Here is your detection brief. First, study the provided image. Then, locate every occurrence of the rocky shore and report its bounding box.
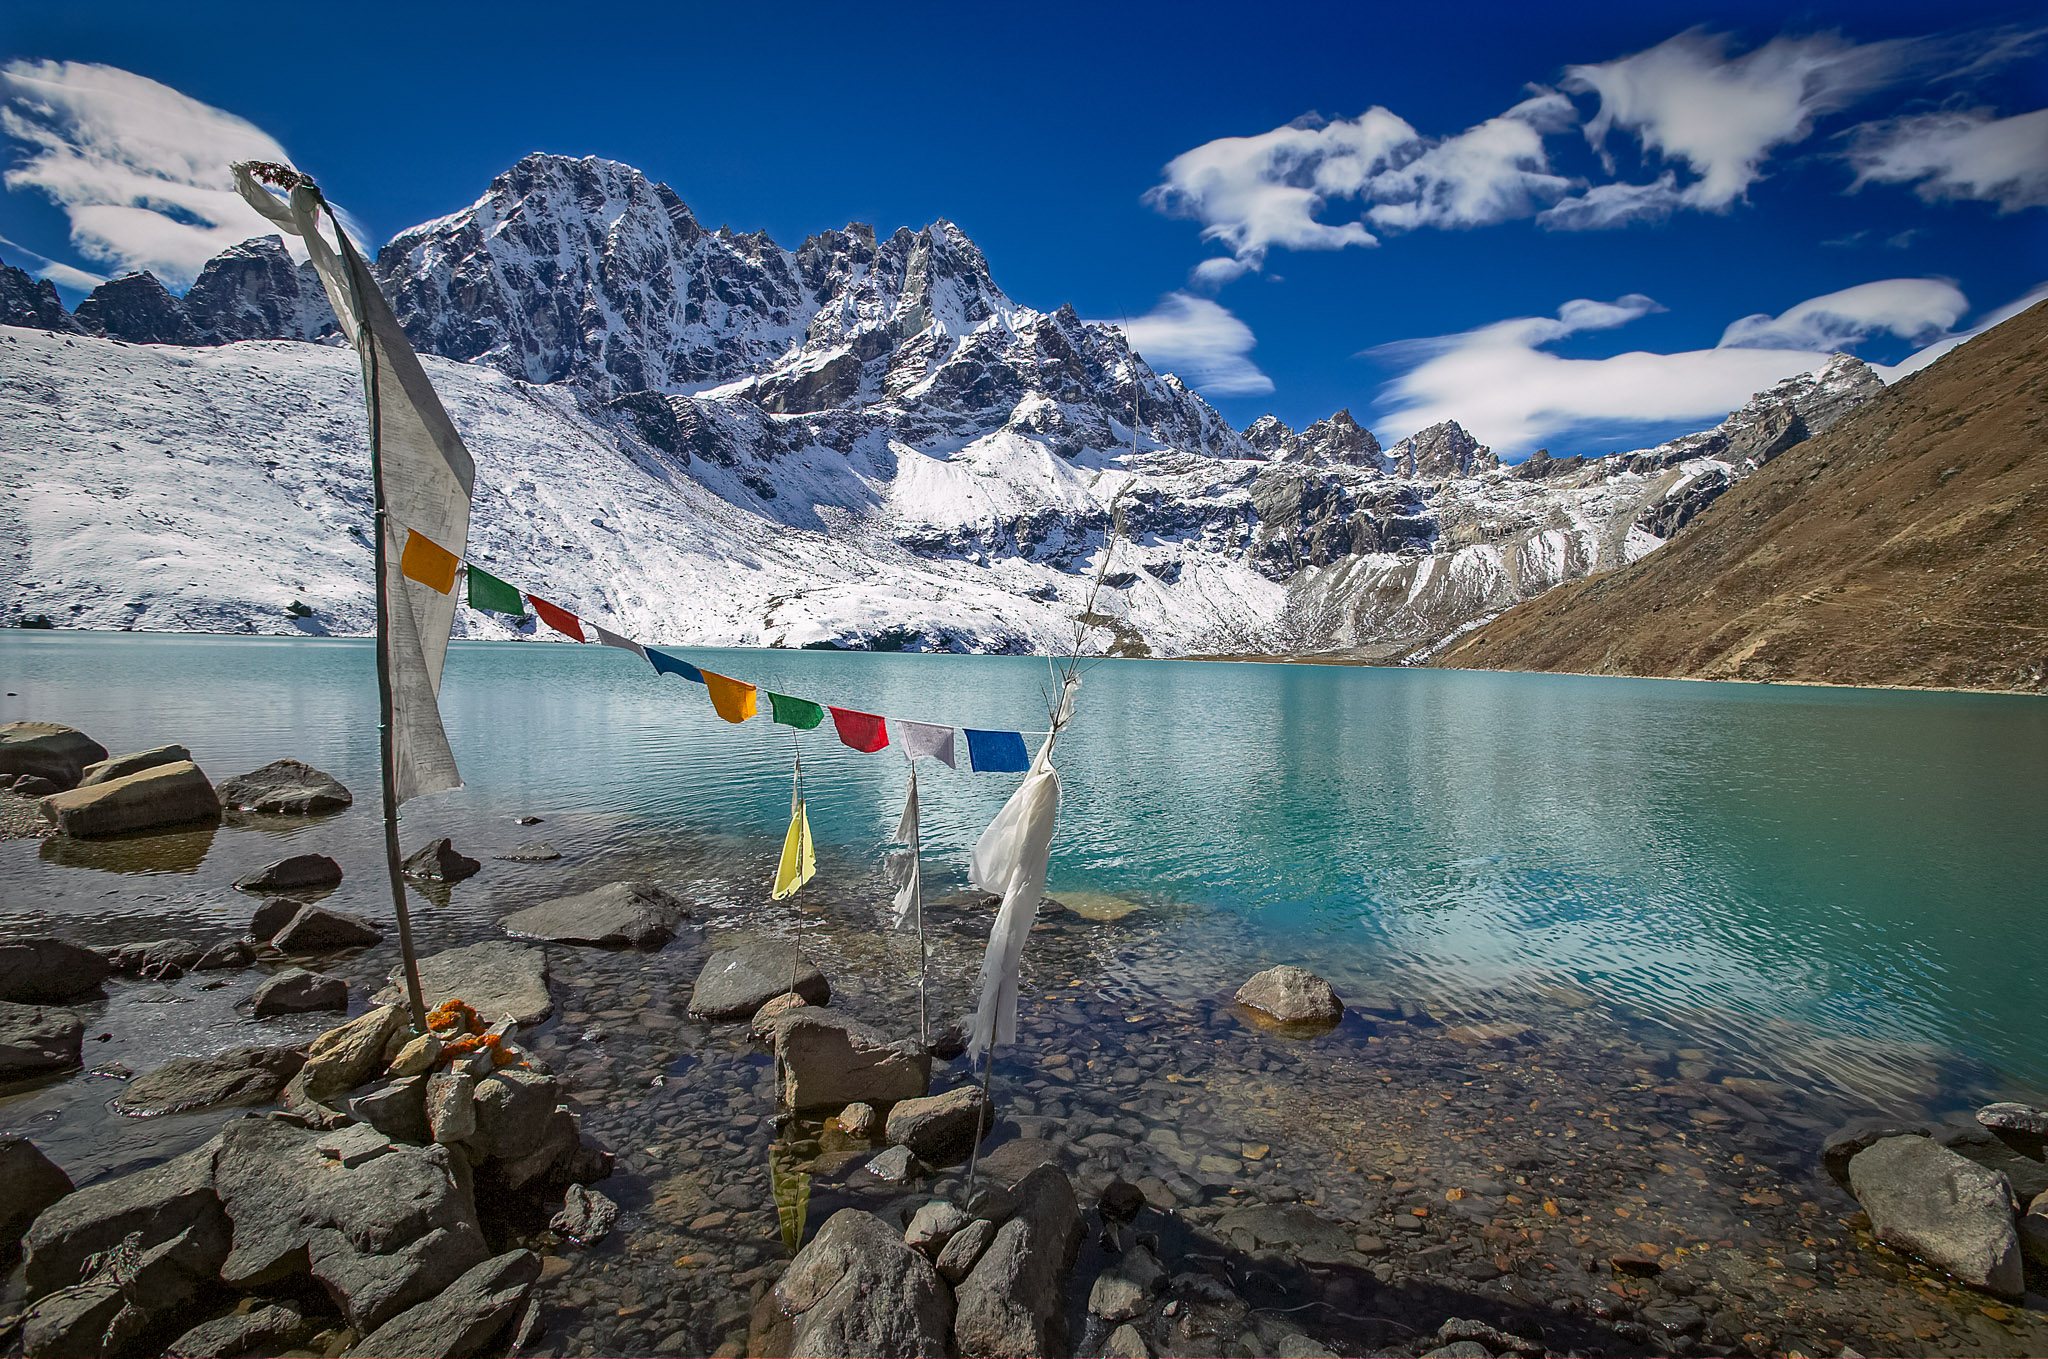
[4,718,2048,1358]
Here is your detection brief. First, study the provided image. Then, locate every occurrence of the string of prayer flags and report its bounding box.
[829,707,889,754]
[965,728,1030,773]
[645,648,704,683]
[466,564,526,615]
[399,530,461,594]
[701,670,759,724]
[527,595,586,642]
[899,720,957,768]
[769,693,825,730]
[592,625,646,661]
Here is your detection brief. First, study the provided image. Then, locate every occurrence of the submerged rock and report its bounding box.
[215,759,352,815]
[0,937,110,1004]
[271,903,382,952]
[115,1045,306,1117]
[771,1009,929,1110]
[1848,1134,2023,1298]
[550,1183,618,1245]
[1233,965,1344,1029]
[234,853,342,894]
[0,1137,73,1248]
[252,968,348,1017]
[375,942,552,1027]
[0,1002,84,1078]
[689,939,829,1018]
[1214,1202,1356,1265]
[193,938,257,971]
[79,744,191,787]
[0,721,107,790]
[500,881,686,950]
[497,841,561,862]
[774,1208,954,1358]
[403,836,481,883]
[40,760,222,838]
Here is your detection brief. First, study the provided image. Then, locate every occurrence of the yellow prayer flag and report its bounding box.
[399,529,461,594]
[772,800,816,900]
[700,669,758,724]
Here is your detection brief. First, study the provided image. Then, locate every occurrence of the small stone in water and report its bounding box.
[836,1102,877,1137]
[864,1145,918,1183]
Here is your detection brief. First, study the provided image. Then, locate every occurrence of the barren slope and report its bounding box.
[1434,300,2048,692]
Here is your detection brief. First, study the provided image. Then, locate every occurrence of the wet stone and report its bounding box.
[234,852,342,894]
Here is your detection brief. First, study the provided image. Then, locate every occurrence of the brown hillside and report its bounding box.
[1434,299,2048,693]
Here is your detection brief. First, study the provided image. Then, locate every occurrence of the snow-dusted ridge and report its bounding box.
[0,153,1885,657]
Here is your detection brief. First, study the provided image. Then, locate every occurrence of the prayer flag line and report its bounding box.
[396,524,1037,770]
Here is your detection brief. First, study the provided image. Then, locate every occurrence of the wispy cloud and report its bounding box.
[0,231,105,290]
[1717,277,1967,350]
[1846,106,2048,212]
[1114,292,1274,397]
[1871,279,2048,379]
[0,60,315,288]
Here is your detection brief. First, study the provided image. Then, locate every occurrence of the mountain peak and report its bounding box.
[1389,419,1495,479]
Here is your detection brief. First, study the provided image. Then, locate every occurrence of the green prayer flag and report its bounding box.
[768,692,825,730]
[466,564,526,615]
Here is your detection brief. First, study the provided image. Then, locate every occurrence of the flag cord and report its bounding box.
[332,190,428,1036]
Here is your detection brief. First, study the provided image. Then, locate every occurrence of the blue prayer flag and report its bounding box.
[964,729,1030,773]
[646,647,704,683]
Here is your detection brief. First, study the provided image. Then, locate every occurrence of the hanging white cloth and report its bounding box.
[234,168,474,804]
[885,765,922,932]
[899,721,957,768]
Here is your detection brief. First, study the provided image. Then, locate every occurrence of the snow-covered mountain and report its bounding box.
[0,153,1884,658]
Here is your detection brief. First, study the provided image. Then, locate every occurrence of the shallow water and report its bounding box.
[3,631,2043,1107]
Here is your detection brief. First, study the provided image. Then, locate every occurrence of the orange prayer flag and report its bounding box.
[399,529,461,594]
[698,669,759,724]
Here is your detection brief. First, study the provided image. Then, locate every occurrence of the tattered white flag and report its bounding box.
[885,764,922,932]
[965,720,1065,1062]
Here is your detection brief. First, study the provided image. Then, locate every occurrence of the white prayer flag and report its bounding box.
[966,725,1063,1061]
[899,720,956,768]
[885,765,921,932]
[593,625,648,660]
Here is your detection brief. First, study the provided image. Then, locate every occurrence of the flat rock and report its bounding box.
[24,1136,228,1295]
[376,942,552,1027]
[1849,1134,2022,1298]
[0,1001,84,1078]
[864,1145,919,1184]
[163,1302,311,1359]
[344,1248,540,1359]
[955,1164,1083,1358]
[213,1113,490,1332]
[0,1137,73,1247]
[40,760,221,838]
[1977,1102,2048,1136]
[885,1085,992,1165]
[500,881,686,950]
[234,852,342,894]
[115,1044,307,1116]
[973,1138,1064,1188]
[252,967,348,1017]
[0,721,107,789]
[1215,1202,1355,1265]
[272,903,382,952]
[689,939,829,1017]
[80,744,191,787]
[775,1207,954,1358]
[771,1009,929,1110]
[497,841,561,862]
[403,836,481,883]
[550,1183,618,1244]
[0,937,109,1003]
[1233,965,1344,1029]
[215,759,353,815]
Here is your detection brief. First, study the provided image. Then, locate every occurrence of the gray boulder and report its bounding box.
[343,1249,540,1359]
[375,942,552,1026]
[1233,965,1344,1028]
[954,1164,1083,1358]
[234,853,342,894]
[0,721,107,789]
[1848,1134,2022,1298]
[403,837,481,883]
[252,968,348,1016]
[771,1009,930,1110]
[864,1145,919,1184]
[23,1223,221,1358]
[774,1207,954,1358]
[904,1199,971,1256]
[0,1002,84,1078]
[215,759,352,815]
[0,1137,73,1248]
[213,1113,490,1332]
[688,939,829,1018]
[550,1183,618,1244]
[103,939,204,979]
[935,1217,995,1283]
[886,1085,991,1165]
[271,903,381,951]
[349,1077,430,1145]
[40,761,221,838]
[162,1302,311,1358]
[426,1071,477,1144]
[114,1045,306,1117]
[1822,1116,1933,1188]
[500,881,687,949]
[79,745,191,788]
[467,1068,559,1160]
[0,937,110,1003]
[23,1137,228,1295]
[292,1005,404,1105]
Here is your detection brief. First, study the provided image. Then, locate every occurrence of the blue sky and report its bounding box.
[1,0,2043,459]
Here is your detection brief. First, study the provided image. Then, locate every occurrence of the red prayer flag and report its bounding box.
[828,706,889,754]
[525,594,586,642]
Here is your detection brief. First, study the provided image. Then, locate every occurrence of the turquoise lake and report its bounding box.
[3,631,2044,1106]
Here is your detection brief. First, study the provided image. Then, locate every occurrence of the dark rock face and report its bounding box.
[1253,408,1387,470]
[1389,420,1497,479]
[72,271,203,345]
[269,904,382,952]
[0,937,110,1004]
[251,968,348,1016]
[234,853,343,894]
[0,258,83,333]
[402,837,481,883]
[0,1137,74,1248]
[181,236,336,343]
[1636,465,1735,538]
[215,759,352,815]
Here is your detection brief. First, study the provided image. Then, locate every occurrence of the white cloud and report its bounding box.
[1370,282,1963,451]
[0,231,106,290]
[0,60,314,288]
[1872,279,2048,379]
[1146,96,1577,285]
[1846,106,2048,212]
[1114,291,1274,397]
[1718,277,1967,350]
